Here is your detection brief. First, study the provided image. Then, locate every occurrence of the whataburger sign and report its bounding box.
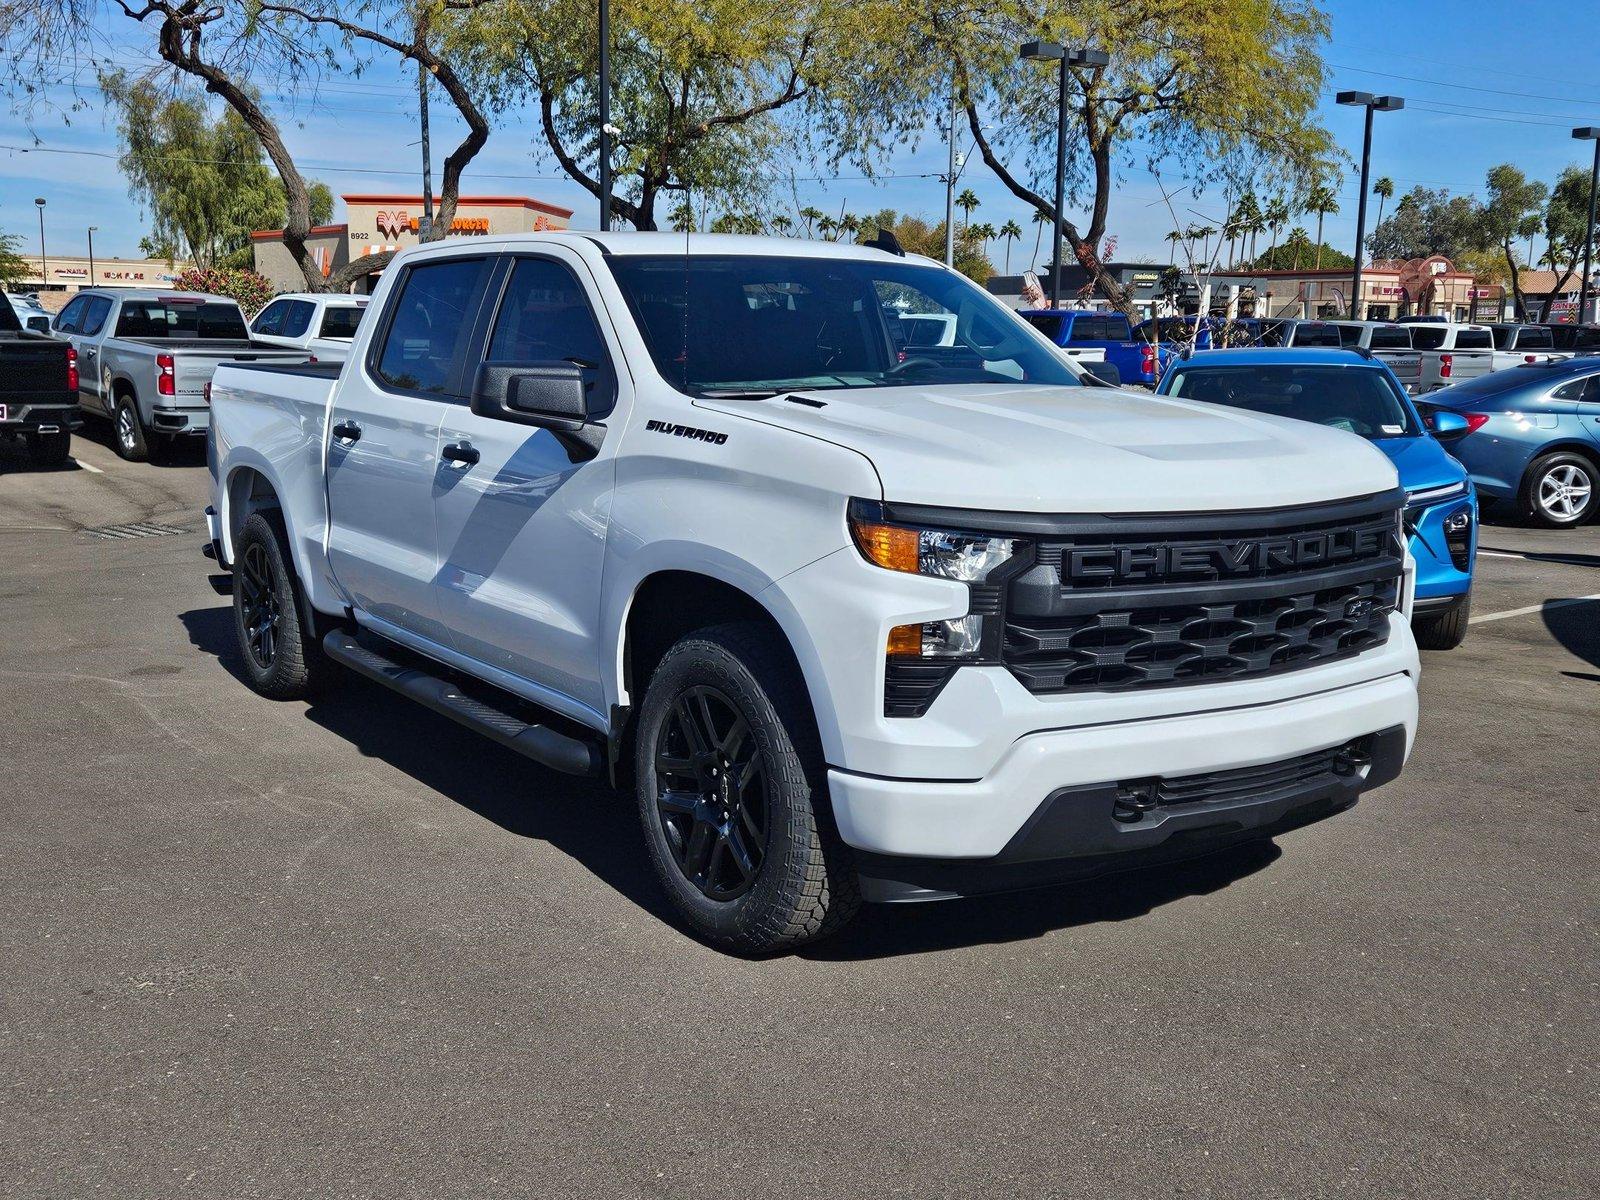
[374,209,491,239]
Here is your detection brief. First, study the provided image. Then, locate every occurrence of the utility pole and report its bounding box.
[943,86,957,266]
[419,58,434,240]
[1574,127,1600,325]
[87,226,97,285]
[598,0,612,230]
[1339,92,1403,319]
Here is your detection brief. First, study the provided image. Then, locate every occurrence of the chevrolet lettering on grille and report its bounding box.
[1064,524,1396,584]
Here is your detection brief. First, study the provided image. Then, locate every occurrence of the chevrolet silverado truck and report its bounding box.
[0,295,77,467]
[54,288,307,462]
[205,233,1420,953]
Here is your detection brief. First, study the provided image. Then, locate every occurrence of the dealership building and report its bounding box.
[250,193,574,291]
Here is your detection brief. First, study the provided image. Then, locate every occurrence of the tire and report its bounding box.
[231,510,332,700]
[26,429,70,468]
[634,622,860,954]
[1519,451,1598,527]
[111,394,150,462]
[1413,592,1470,651]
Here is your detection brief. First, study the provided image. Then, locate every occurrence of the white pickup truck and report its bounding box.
[1408,322,1496,394]
[205,233,1420,953]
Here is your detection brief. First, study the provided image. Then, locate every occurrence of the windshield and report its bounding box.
[115,299,248,340]
[606,254,1081,396]
[1166,364,1421,439]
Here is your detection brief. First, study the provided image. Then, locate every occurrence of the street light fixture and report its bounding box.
[34,197,47,288]
[1573,127,1600,326]
[1337,91,1403,320]
[1019,41,1109,309]
[88,226,98,286]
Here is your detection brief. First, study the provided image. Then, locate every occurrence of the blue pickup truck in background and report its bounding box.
[1019,309,1157,386]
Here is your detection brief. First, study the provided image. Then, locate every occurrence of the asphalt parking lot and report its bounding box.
[1,424,1595,1199]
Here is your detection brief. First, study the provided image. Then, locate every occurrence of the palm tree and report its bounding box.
[1164,228,1185,265]
[816,214,837,240]
[1262,197,1290,265]
[798,206,825,237]
[971,222,996,253]
[667,199,695,233]
[1188,224,1217,267]
[838,214,860,242]
[1232,193,1263,267]
[1285,226,1312,271]
[1372,177,1394,234]
[999,219,1023,273]
[956,188,980,232]
[1030,208,1052,269]
[1305,185,1339,268]
[770,214,794,237]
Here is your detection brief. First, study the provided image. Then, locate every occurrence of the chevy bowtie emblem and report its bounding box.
[1344,598,1374,620]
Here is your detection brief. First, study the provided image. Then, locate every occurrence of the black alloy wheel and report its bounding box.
[237,540,283,670]
[653,684,769,900]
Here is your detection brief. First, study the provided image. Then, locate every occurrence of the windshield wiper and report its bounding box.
[698,389,785,400]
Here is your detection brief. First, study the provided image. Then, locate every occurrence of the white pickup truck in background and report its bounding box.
[1409,323,1496,394]
[1331,320,1425,393]
[206,232,1419,953]
[1488,322,1564,370]
[248,293,369,364]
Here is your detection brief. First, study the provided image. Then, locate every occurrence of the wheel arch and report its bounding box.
[1520,439,1600,489]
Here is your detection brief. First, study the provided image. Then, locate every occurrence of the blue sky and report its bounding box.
[4,0,1598,269]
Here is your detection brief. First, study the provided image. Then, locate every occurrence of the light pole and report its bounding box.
[1019,42,1108,309]
[1573,127,1600,325]
[1337,91,1403,320]
[598,0,612,230]
[34,197,46,288]
[87,226,97,286]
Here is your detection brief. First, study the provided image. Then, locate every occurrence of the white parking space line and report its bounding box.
[1478,550,1524,559]
[1470,595,1600,625]
[72,459,103,474]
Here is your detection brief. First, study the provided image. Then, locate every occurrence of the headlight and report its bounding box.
[848,500,1027,691]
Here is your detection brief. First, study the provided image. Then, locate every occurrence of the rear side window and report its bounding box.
[1023,313,1065,342]
[1455,329,1493,349]
[485,257,616,417]
[1067,314,1132,342]
[1368,326,1410,349]
[373,257,492,396]
[281,301,314,339]
[319,306,364,340]
[1290,323,1343,347]
[1490,326,1513,349]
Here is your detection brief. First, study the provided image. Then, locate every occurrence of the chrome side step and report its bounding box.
[322,630,603,778]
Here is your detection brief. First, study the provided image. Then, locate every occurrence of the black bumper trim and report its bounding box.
[1411,593,1468,616]
[854,726,1407,903]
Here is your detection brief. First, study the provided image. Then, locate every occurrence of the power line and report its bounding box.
[1329,61,1600,112]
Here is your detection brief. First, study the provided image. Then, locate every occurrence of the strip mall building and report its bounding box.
[251,193,574,292]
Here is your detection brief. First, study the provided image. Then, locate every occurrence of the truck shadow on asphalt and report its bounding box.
[1542,599,1600,681]
[182,603,1285,961]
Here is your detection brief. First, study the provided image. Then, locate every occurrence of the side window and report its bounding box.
[253,300,288,336]
[1553,380,1586,400]
[80,296,113,336]
[54,295,88,334]
[319,306,364,339]
[373,257,492,397]
[281,301,314,339]
[486,257,616,417]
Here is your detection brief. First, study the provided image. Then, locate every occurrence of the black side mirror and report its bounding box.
[1082,360,1122,386]
[472,361,588,431]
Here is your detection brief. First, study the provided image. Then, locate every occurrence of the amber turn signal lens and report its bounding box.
[850,519,920,574]
[885,623,923,657]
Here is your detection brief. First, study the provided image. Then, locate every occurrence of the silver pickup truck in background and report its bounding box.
[1409,323,1496,395]
[1330,320,1425,393]
[52,288,308,461]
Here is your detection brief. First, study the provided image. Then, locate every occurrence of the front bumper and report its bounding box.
[827,669,1417,865]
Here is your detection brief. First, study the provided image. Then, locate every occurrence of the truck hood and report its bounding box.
[697,382,1400,513]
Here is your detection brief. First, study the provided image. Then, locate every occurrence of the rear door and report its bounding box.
[325,253,496,647]
[430,249,621,721]
[1576,373,1600,446]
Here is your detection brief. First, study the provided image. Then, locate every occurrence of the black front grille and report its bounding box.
[1113,737,1372,822]
[1003,494,1404,695]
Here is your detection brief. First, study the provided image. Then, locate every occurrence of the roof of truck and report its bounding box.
[1172,348,1379,369]
[497,230,940,262]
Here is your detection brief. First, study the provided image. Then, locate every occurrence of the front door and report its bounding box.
[75,295,114,411]
[325,253,495,648]
[431,251,621,723]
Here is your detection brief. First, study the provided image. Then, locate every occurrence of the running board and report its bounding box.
[322,630,604,777]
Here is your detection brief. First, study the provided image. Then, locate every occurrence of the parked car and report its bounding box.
[1416,358,1600,527]
[1488,323,1563,369]
[7,293,53,334]
[1408,323,1496,394]
[53,288,309,461]
[1257,318,1345,348]
[249,293,369,363]
[1156,348,1477,648]
[205,233,1419,953]
[1130,316,1259,380]
[1328,320,1424,393]
[0,291,77,467]
[1541,323,1600,354]
[1020,309,1145,384]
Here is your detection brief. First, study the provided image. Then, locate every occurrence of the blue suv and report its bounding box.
[1157,349,1478,649]
[1415,359,1600,528]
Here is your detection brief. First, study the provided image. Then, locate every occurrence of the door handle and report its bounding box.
[441,441,480,466]
[332,420,362,442]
